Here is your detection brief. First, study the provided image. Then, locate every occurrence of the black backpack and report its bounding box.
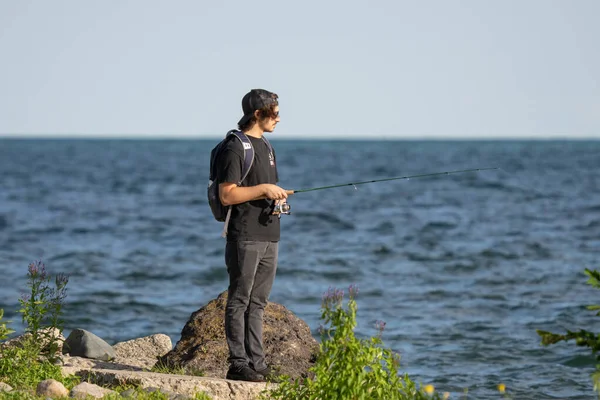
[208,130,272,235]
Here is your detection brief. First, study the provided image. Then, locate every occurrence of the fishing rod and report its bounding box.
[273,167,498,215]
[292,167,498,193]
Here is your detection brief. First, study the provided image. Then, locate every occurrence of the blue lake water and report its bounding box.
[0,138,599,399]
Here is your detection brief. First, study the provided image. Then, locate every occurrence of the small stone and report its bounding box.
[0,382,13,392]
[70,382,116,399]
[36,379,69,398]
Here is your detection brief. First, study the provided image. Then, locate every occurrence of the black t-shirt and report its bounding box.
[215,135,280,242]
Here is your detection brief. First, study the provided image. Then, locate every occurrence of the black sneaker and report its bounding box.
[255,365,272,377]
[254,365,283,382]
[226,365,265,382]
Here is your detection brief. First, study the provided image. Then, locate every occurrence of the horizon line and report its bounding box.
[0,133,598,141]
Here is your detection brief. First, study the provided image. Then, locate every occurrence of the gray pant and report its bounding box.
[224,240,278,370]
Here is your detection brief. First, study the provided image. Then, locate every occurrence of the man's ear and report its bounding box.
[254,110,261,119]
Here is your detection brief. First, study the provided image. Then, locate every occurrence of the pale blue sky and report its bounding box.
[0,1,598,139]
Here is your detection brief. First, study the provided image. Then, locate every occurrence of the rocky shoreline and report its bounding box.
[59,333,271,399]
[1,291,319,399]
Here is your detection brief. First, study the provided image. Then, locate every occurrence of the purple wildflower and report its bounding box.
[322,287,345,309]
[348,284,359,298]
[55,273,69,288]
[28,260,47,279]
[375,320,386,331]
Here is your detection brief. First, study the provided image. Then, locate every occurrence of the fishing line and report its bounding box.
[291,167,499,194]
[283,164,594,277]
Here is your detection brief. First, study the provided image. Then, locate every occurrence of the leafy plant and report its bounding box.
[0,344,80,390]
[0,308,14,342]
[0,261,75,392]
[537,268,600,392]
[18,260,69,360]
[266,285,442,400]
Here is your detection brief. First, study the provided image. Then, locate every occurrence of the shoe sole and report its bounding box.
[226,374,265,382]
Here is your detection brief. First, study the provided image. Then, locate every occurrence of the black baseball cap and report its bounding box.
[238,89,279,126]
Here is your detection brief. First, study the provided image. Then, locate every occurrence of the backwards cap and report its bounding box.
[238,89,279,126]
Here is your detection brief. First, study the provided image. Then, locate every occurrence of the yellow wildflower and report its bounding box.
[497,383,506,393]
[424,384,435,395]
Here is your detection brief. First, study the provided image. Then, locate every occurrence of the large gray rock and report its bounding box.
[158,291,319,379]
[63,329,116,361]
[112,333,173,370]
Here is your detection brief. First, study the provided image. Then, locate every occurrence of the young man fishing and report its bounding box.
[216,89,292,382]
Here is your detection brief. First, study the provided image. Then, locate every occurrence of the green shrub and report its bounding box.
[266,285,443,400]
[537,268,600,393]
[0,344,80,390]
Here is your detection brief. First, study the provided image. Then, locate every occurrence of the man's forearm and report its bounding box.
[220,184,267,206]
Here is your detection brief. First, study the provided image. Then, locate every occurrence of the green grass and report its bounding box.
[150,358,205,377]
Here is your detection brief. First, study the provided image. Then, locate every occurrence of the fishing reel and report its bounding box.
[272,201,291,217]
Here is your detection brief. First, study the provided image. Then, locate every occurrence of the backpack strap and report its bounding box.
[228,130,255,185]
[221,130,255,237]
